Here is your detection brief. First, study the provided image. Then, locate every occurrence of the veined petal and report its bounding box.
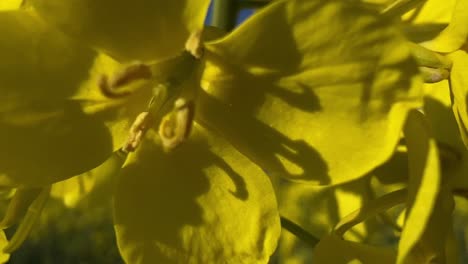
[200,0,422,185]
[30,0,211,62]
[448,50,468,148]
[113,125,280,263]
[0,11,141,187]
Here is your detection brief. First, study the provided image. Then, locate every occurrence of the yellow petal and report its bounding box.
[0,230,9,264]
[423,80,466,153]
[0,0,22,10]
[421,0,468,52]
[51,150,127,208]
[0,11,138,187]
[403,0,456,24]
[448,50,468,148]
[334,188,407,237]
[200,0,422,185]
[373,145,409,185]
[397,110,452,263]
[30,0,211,62]
[113,125,280,263]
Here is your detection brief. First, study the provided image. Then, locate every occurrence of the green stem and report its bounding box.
[211,0,238,31]
[280,216,320,247]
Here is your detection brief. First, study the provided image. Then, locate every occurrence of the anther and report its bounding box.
[185,30,204,59]
[99,63,152,98]
[158,98,195,151]
[122,112,151,153]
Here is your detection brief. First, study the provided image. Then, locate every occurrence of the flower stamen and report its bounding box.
[158,98,195,151]
[122,112,151,153]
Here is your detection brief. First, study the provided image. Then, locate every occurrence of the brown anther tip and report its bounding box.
[158,98,195,151]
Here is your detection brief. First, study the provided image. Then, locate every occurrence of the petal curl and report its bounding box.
[113,125,280,263]
[200,0,422,185]
[30,0,211,62]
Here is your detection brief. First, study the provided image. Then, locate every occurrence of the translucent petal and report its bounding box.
[113,125,280,263]
[30,0,211,62]
[0,11,132,187]
[397,110,452,263]
[421,0,468,53]
[200,0,422,185]
[312,233,396,264]
[448,50,468,148]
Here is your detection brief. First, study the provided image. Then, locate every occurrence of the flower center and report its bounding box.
[118,30,205,153]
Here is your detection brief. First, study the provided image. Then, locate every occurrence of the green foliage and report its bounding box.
[0,0,468,263]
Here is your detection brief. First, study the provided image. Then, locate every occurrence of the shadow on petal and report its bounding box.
[198,73,330,185]
[113,127,280,263]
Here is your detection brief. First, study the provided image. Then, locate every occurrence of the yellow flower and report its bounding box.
[350,1,468,262]
[407,0,468,148]
[0,0,422,263]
